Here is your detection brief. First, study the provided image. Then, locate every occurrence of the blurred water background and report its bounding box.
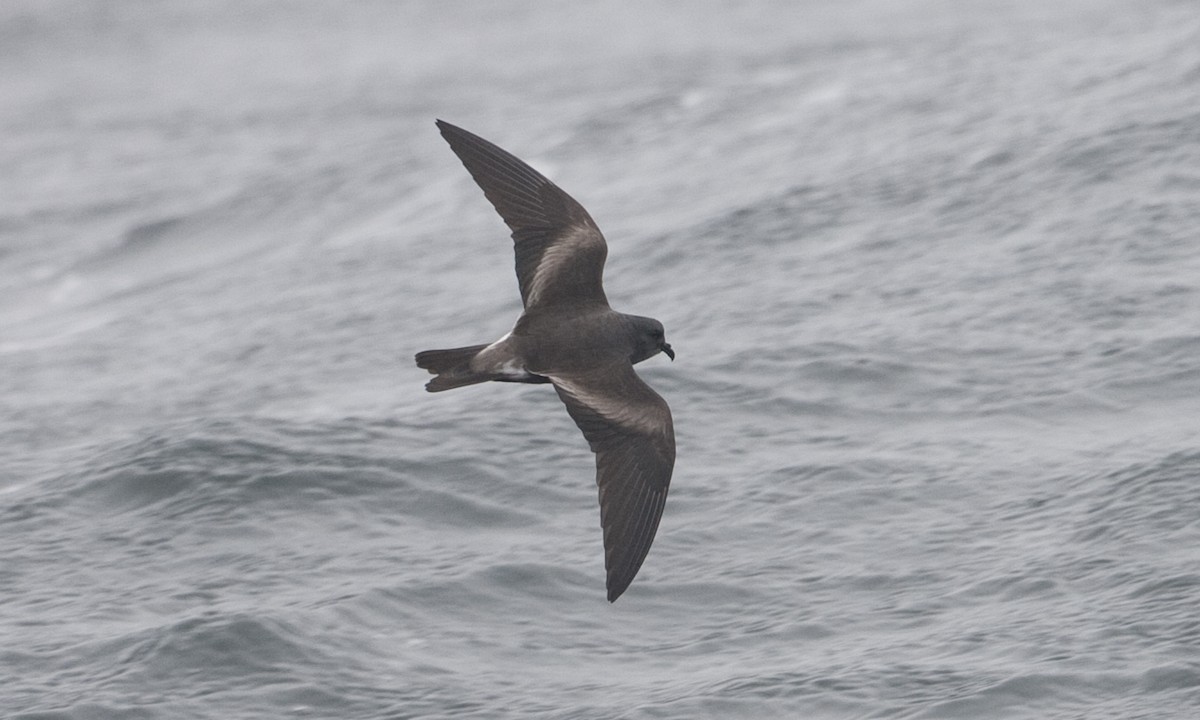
[3,1,1199,718]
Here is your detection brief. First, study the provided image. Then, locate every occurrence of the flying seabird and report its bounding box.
[416,120,675,602]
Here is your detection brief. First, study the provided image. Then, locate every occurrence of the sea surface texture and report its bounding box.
[3,1,1199,718]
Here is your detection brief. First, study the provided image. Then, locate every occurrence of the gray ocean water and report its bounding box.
[3,1,1200,718]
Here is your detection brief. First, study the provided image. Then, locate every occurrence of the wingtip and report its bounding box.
[435,119,485,153]
[435,118,464,138]
[606,578,630,603]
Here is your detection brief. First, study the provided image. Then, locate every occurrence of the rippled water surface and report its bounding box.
[3,1,1199,718]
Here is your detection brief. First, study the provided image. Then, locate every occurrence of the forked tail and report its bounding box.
[415,344,491,392]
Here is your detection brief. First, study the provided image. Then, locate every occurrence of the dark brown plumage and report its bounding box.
[416,120,675,602]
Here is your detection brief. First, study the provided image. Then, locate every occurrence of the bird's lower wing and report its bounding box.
[550,364,675,602]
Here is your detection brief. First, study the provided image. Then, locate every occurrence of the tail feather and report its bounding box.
[415,344,490,392]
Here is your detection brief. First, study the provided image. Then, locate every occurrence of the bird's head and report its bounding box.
[629,316,674,365]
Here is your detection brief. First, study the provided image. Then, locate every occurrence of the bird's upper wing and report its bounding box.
[549,363,675,602]
[437,120,609,311]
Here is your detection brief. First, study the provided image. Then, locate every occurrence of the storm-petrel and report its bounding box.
[416,120,675,602]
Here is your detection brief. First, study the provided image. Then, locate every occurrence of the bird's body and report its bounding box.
[416,120,675,602]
